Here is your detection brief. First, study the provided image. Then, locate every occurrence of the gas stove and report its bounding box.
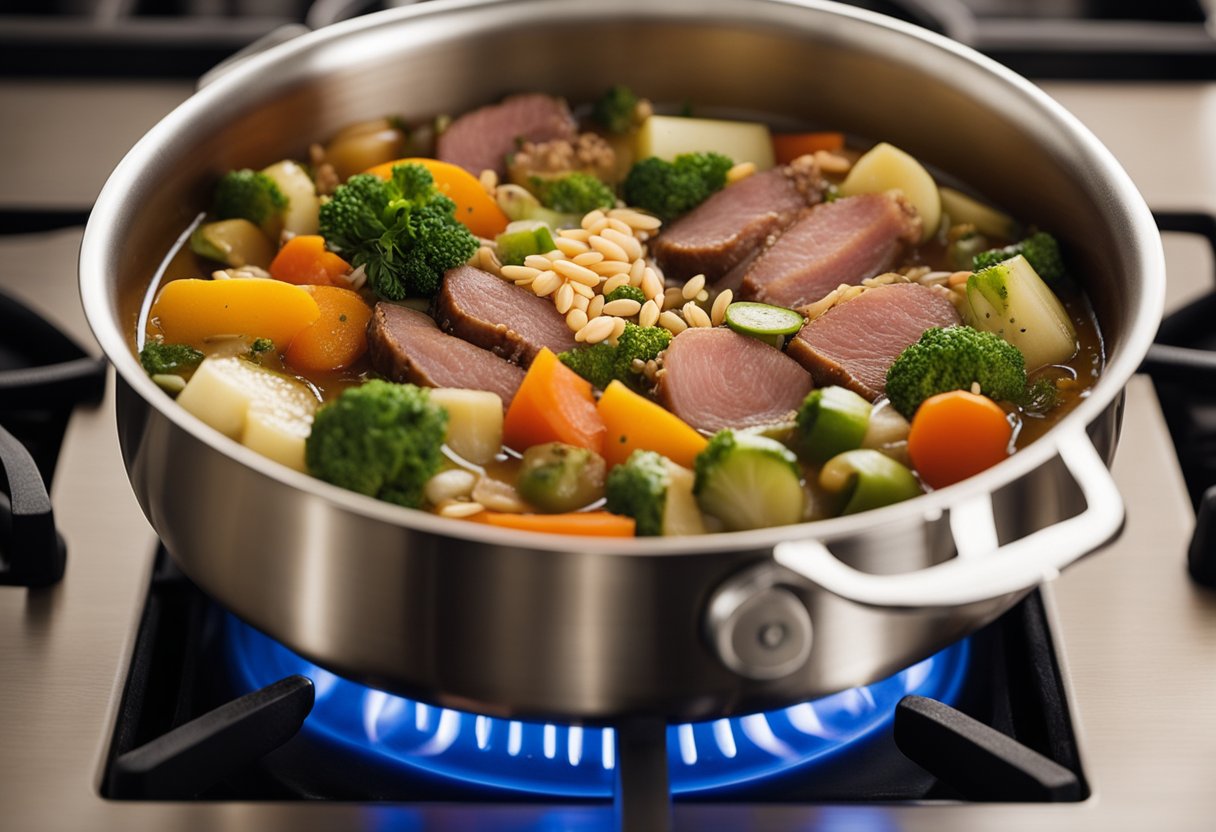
[3,2,1216,830]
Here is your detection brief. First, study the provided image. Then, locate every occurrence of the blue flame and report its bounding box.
[225,616,967,797]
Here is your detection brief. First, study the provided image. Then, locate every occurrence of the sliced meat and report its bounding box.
[739,193,922,309]
[650,158,827,284]
[436,94,578,177]
[787,283,961,400]
[435,265,576,366]
[368,303,526,407]
[656,327,814,433]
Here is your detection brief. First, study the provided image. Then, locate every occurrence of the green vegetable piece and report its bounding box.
[305,380,448,509]
[319,163,478,300]
[973,231,1066,286]
[819,449,921,516]
[965,254,1077,371]
[495,225,557,267]
[249,337,275,354]
[139,342,204,376]
[516,442,607,514]
[795,386,873,463]
[189,218,276,268]
[213,169,288,238]
[558,342,619,390]
[693,429,805,531]
[592,84,639,134]
[151,374,187,396]
[532,172,616,216]
[604,285,646,305]
[622,152,733,222]
[496,184,582,229]
[885,326,1027,420]
[605,449,705,536]
[724,301,805,341]
[558,323,671,390]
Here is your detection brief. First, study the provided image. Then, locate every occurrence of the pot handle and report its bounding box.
[774,424,1124,609]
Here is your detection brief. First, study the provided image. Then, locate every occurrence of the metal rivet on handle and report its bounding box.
[706,566,813,681]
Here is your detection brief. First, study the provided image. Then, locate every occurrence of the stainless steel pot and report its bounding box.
[80,0,1163,723]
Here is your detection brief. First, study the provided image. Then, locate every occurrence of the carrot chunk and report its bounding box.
[268,235,351,286]
[503,348,606,455]
[363,157,510,239]
[471,510,635,537]
[147,278,319,350]
[284,285,373,372]
[596,380,707,469]
[907,390,1013,489]
[772,132,845,165]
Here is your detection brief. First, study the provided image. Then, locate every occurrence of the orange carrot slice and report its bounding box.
[363,157,510,239]
[284,285,373,372]
[471,510,635,537]
[268,235,351,286]
[148,278,319,351]
[772,132,845,165]
[503,348,606,455]
[907,390,1013,489]
[596,380,707,469]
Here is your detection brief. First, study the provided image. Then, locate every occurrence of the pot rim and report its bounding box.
[80,0,1165,558]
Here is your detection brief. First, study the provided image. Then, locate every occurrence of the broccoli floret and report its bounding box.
[604,285,646,305]
[591,84,640,134]
[304,380,448,508]
[532,173,616,215]
[139,342,203,376]
[973,231,1066,286]
[558,323,672,390]
[885,326,1027,419]
[605,449,670,536]
[319,163,478,300]
[623,152,734,222]
[213,169,287,236]
[693,430,805,531]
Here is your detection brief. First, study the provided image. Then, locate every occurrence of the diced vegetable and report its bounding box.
[885,326,1028,419]
[503,348,606,455]
[622,153,733,222]
[531,172,616,215]
[939,186,1018,240]
[190,219,276,269]
[818,449,921,515]
[363,157,509,239]
[965,254,1077,369]
[724,301,805,345]
[605,449,706,536]
[261,160,320,236]
[795,386,873,463]
[860,401,911,452]
[176,356,319,472]
[596,380,708,469]
[284,285,372,373]
[471,510,636,537]
[268,234,352,286]
[496,184,581,228]
[907,390,1013,489]
[427,388,503,465]
[972,231,1066,287]
[213,169,288,239]
[637,114,775,170]
[148,278,320,350]
[693,430,805,531]
[139,342,203,377]
[325,118,408,181]
[559,323,672,392]
[592,84,640,134]
[516,442,608,513]
[771,132,845,165]
[839,142,941,242]
[495,225,557,267]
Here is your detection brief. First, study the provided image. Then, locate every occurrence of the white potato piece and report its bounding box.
[176,357,319,471]
[965,254,1077,370]
[428,388,504,466]
[839,142,941,242]
[938,186,1018,239]
[662,461,706,536]
[636,115,775,170]
[262,160,320,236]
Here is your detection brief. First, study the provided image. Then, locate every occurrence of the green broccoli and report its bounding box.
[885,326,1028,419]
[972,231,1066,286]
[213,169,288,237]
[623,153,734,222]
[605,449,704,536]
[517,442,607,513]
[319,163,478,300]
[693,430,805,532]
[532,173,616,216]
[591,84,639,134]
[304,380,448,509]
[139,342,204,376]
[604,285,646,305]
[558,323,672,389]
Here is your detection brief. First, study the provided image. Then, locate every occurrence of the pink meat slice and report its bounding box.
[434,265,576,366]
[436,93,578,176]
[655,327,815,433]
[740,193,922,310]
[786,283,961,400]
[650,159,826,284]
[367,303,526,407]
